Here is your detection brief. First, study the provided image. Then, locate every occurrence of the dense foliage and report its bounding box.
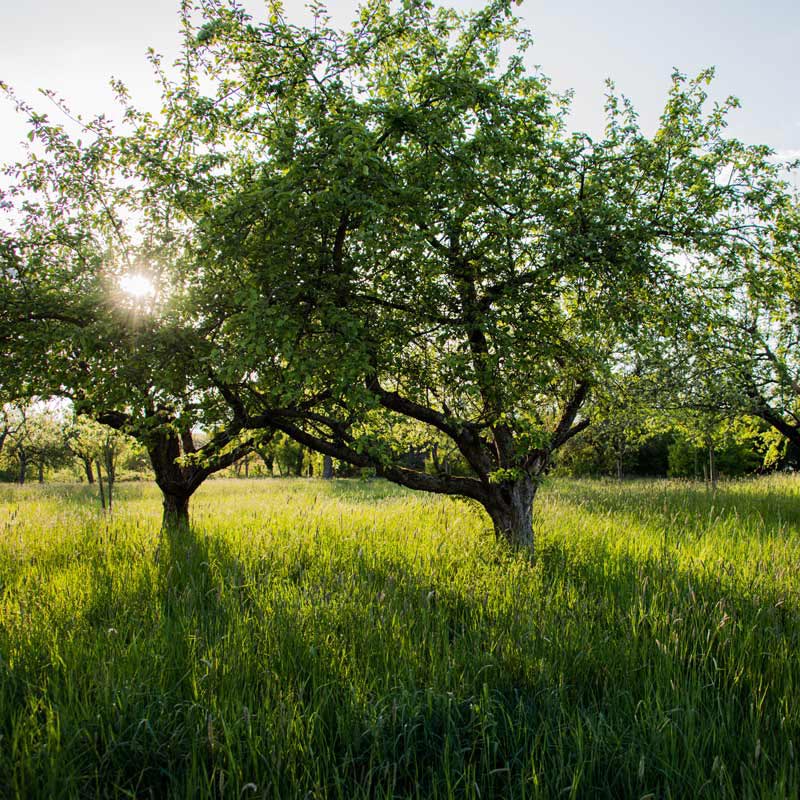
[0,0,797,545]
[132,0,796,546]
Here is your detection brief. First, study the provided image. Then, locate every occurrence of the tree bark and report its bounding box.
[95,405,257,528]
[147,427,196,529]
[162,492,191,529]
[322,454,334,479]
[37,461,45,484]
[104,446,115,511]
[17,451,27,485]
[83,457,95,484]
[484,477,537,551]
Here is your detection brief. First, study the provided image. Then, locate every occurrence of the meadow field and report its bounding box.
[1,476,800,799]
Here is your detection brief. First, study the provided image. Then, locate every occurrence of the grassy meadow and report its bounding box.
[1,475,800,798]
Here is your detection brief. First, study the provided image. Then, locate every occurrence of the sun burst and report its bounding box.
[119,273,155,300]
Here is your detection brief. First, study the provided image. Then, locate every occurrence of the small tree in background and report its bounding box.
[667,414,768,483]
[0,404,70,484]
[66,416,141,510]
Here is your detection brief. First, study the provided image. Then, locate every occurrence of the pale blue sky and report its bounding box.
[1,0,798,162]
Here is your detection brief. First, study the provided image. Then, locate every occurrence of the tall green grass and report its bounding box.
[1,476,799,798]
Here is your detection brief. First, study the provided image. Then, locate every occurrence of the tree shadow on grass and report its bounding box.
[134,522,800,797]
[4,513,800,799]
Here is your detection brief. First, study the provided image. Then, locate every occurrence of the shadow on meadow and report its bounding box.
[3,493,800,798]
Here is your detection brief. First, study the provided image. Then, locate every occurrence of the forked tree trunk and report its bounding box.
[83,458,95,484]
[95,406,253,531]
[148,429,197,530]
[484,476,537,551]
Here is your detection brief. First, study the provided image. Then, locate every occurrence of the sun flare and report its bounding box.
[119,273,155,300]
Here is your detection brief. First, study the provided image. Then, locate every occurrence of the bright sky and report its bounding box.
[1,0,798,163]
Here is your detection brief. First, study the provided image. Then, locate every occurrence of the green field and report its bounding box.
[1,476,799,799]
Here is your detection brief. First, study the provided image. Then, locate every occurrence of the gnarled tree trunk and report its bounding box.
[93,406,261,530]
[144,418,255,530]
[147,427,199,530]
[484,477,537,550]
[222,376,590,554]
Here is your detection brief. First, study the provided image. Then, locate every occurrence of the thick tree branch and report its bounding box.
[749,389,800,447]
[760,340,800,398]
[95,410,131,431]
[367,375,496,476]
[367,376,460,440]
[248,409,490,503]
[551,381,591,450]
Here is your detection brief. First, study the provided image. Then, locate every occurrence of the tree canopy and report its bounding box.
[0,82,258,525]
[1,0,797,547]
